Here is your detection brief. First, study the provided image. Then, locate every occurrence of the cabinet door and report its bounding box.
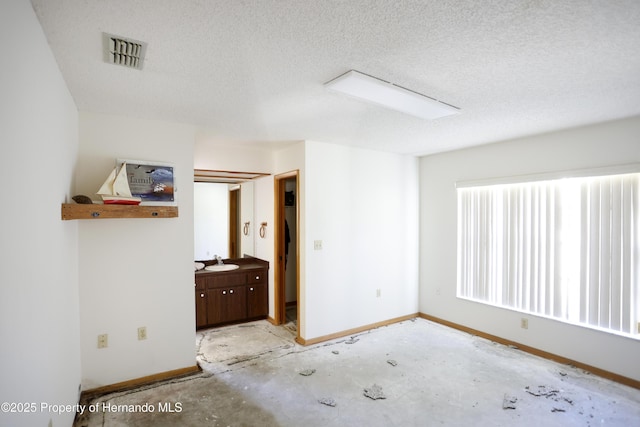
[247,282,268,318]
[206,289,224,325]
[207,286,247,325]
[195,276,208,329]
[224,285,247,323]
[195,291,208,328]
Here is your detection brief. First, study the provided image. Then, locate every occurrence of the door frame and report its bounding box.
[228,187,239,258]
[273,171,300,340]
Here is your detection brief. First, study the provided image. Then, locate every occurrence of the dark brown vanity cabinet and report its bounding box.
[195,262,268,329]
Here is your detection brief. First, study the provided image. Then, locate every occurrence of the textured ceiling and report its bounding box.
[30,0,640,155]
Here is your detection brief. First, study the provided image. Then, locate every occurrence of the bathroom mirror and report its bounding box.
[194,180,255,260]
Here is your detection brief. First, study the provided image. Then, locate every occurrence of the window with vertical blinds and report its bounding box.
[457,171,639,337]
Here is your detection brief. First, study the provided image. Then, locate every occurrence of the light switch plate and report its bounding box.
[138,326,147,340]
[97,334,108,348]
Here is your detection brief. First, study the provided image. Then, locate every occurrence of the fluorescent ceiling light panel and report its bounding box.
[324,70,459,120]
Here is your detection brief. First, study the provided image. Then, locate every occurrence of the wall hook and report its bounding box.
[243,221,250,236]
[259,222,267,238]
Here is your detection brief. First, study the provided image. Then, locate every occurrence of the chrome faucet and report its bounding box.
[215,255,224,265]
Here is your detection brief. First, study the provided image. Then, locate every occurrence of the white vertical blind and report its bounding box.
[457,172,639,336]
[578,174,639,333]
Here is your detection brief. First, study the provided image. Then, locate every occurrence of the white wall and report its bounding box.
[194,135,275,260]
[194,133,274,172]
[77,112,196,388]
[194,182,229,260]
[240,181,255,256]
[303,141,419,339]
[253,175,276,314]
[0,1,80,426]
[419,116,640,381]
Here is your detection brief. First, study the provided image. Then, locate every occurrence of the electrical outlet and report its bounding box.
[314,240,323,250]
[376,288,381,298]
[138,327,147,340]
[97,334,108,348]
[520,318,529,329]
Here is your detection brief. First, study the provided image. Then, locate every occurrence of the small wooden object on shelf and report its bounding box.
[61,203,178,220]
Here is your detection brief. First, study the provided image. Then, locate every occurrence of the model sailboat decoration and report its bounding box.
[96,162,142,205]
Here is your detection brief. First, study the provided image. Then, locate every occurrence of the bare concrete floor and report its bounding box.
[74,318,640,426]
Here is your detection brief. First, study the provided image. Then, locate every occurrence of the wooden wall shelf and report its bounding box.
[61,204,179,220]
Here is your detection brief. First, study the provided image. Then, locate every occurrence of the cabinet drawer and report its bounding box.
[247,270,266,284]
[206,273,247,288]
[195,277,206,291]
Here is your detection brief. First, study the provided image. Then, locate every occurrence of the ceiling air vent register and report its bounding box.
[103,33,147,70]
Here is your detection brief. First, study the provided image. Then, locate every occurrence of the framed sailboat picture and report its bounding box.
[116,159,176,205]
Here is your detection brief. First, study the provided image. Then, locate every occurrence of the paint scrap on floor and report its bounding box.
[318,397,337,407]
[364,384,386,400]
[525,385,559,397]
[525,385,576,413]
[387,360,398,366]
[299,369,316,376]
[502,394,517,409]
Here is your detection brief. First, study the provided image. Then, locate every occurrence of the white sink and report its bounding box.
[205,264,239,272]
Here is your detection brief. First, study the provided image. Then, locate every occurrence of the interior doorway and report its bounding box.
[228,187,239,258]
[274,171,300,340]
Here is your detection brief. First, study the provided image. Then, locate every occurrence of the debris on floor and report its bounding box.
[525,385,575,413]
[387,359,398,366]
[345,337,359,344]
[364,384,386,400]
[332,350,339,355]
[227,355,259,365]
[299,369,316,376]
[318,397,337,407]
[525,385,559,397]
[80,320,640,426]
[502,394,518,409]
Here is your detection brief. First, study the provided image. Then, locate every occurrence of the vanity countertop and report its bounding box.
[195,263,264,275]
[195,257,268,275]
